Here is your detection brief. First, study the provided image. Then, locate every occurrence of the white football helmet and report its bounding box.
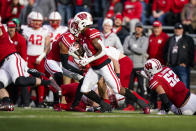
[27,11,37,27]
[69,19,80,37]
[74,12,93,32]
[31,12,43,28]
[49,11,62,29]
[144,58,162,78]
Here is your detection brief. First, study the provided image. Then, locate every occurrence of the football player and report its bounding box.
[22,12,51,105]
[69,12,150,113]
[44,11,68,45]
[0,23,51,111]
[143,58,196,115]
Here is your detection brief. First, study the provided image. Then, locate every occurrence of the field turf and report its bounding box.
[0,108,196,131]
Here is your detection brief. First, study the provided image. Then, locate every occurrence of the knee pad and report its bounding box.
[15,76,36,87]
[53,72,63,86]
[0,82,4,89]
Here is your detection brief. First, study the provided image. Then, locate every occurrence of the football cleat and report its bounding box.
[100,100,112,113]
[0,103,14,111]
[143,107,150,114]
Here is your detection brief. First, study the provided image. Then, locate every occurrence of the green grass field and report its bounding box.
[0,108,196,131]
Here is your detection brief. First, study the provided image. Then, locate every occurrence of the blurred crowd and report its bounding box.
[0,0,196,111]
[0,0,196,33]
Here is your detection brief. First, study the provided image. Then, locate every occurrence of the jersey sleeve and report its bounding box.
[149,78,161,90]
[87,28,101,40]
[60,33,75,48]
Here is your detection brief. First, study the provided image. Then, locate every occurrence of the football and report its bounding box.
[73,42,85,57]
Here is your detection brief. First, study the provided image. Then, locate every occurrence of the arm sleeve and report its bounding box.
[130,37,149,55]
[115,35,124,53]
[19,36,27,61]
[60,54,84,76]
[123,36,133,55]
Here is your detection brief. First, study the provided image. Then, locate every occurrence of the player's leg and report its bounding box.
[80,68,112,112]
[45,59,64,86]
[0,69,14,111]
[100,63,150,114]
[180,93,196,115]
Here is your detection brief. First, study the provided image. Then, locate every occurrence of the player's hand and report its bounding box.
[79,58,90,66]
[35,58,41,64]
[68,44,79,56]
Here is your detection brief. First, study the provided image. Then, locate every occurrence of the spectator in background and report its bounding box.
[122,0,142,33]
[19,0,35,25]
[105,0,123,19]
[112,13,129,45]
[12,18,22,34]
[163,23,195,89]
[123,22,149,98]
[167,0,189,26]
[33,0,56,23]
[139,0,149,25]
[57,0,72,26]
[147,21,168,65]
[73,0,92,14]
[123,0,142,32]
[7,20,29,107]
[0,0,12,23]
[149,0,171,25]
[101,18,124,53]
[181,0,196,34]
[93,0,110,17]
[5,0,24,22]
[7,21,27,64]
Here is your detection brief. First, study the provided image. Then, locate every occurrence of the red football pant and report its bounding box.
[27,55,45,103]
[119,56,133,88]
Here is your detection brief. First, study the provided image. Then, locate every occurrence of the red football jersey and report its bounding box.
[149,67,189,108]
[47,31,76,61]
[78,28,108,66]
[0,24,17,64]
[11,32,27,61]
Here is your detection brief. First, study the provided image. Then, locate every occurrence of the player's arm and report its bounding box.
[155,85,171,112]
[36,35,51,64]
[81,38,106,65]
[59,41,83,76]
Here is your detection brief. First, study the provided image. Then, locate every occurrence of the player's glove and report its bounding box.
[68,44,80,59]
[79,58,90,66]
[27,68,45,77]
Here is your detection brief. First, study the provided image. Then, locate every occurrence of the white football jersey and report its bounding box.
[105,46,121,61]
[43,25,68,43]
[23,26,49,56]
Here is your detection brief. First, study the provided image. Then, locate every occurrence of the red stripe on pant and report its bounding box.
[107,63,120,93]
[132,91,149,104]
[14,54,21,76]
[45,61,58,75]
[18,54,24,76]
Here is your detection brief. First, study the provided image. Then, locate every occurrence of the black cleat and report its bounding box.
[100,100,112,113]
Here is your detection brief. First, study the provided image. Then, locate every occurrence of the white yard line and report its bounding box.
[0,114,181,119]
